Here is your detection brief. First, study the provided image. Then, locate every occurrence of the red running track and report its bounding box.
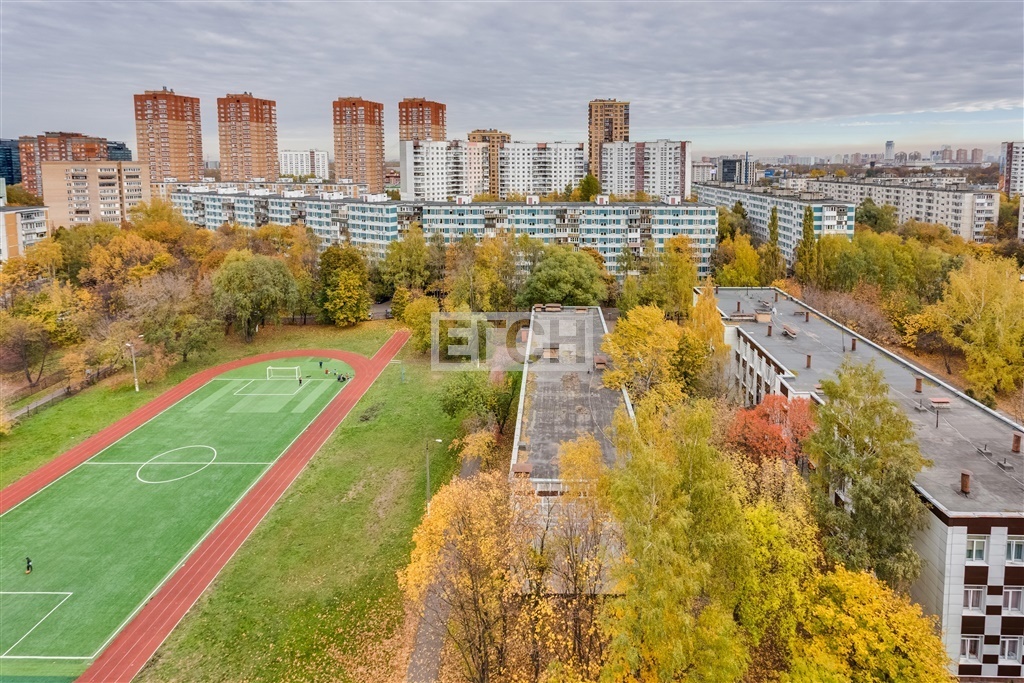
[0,330,409,683]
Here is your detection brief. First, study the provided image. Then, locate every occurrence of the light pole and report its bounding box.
[125,335,143,393]
[425,438,443,511]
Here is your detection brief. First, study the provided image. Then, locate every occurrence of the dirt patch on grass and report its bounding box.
[341,479,367,503]
[359,403,383,422]
[370,469,410,526]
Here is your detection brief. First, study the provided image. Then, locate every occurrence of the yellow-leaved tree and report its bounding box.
[601,304,683,398]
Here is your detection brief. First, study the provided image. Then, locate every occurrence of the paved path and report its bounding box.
[0,332,408,683]
[7,384,68,421]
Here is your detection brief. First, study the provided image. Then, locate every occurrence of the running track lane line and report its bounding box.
[0,331,407,682]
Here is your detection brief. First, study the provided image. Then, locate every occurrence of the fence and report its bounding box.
[6,370,68,404]
[7,365,120,424]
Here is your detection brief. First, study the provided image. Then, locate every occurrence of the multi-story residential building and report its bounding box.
[600,140,693,199]
[695,182,855,264]
[40,160,150,228]
[588,99,629,179]
[717,155,754,186]
[956,148,969,163]
[468,129,511,197]
[0,205,49,262]
[1001,142,1024,197]
[18,132,108,197]
[106,141,133,161]
[715,286,1024,682]
[972,148,985,164]
[399,140,489,201]
[217,93,279,182]
[499,142,585,199]
[692,161,714,184]
[151,179,365,201]
[171,190,717,274]
[804,177,1000,241]
[278,149,329,179]
[398,98,446,141]
[333,97,384,193]
[134,87,203,184]
[885,140,895,161]
[1,139,23,185]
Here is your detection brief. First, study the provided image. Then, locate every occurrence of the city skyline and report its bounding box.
[1,1,1021,162]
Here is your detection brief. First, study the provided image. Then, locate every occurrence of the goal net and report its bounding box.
[267,366,300,380]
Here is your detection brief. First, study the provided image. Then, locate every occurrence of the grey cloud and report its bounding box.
[0,0,1019,157]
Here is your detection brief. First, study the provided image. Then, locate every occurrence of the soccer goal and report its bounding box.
[266,366,301,380]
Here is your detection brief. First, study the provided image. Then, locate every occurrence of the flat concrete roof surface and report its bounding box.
[714,287,1024,517]
[514,308,628,481]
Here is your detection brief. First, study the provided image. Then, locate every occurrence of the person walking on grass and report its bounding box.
[319,360,323,369]
[25,557,32,574]
[298,377,303,386]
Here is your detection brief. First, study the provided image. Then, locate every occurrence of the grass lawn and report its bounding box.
[135,346,460,682]
[0,322,394,490]
[0,357,349,681]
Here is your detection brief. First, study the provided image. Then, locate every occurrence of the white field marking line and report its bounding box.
[83,462,270,466]
[0,591,73,657]
[0,377,220,519]
[86,364,353,660]
[136,446,217,485]
[102,342,407,667]
[232,380,326,397]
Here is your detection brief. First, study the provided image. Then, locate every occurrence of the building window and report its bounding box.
[960,636,982,662]
[1001,637,1022,663]
[1005,587,1023,614]
[966,535,987,562]
[963,586,985,612]
[1008,537,1024,564]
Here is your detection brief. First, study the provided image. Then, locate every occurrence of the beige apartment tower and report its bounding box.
[134,88,203,184]
[18,132,108,197]
[218,93,279,182]
[468,129,511,196]
[588,99,629,180]
[399,98,447,141]
[333,97,384,193]
[40,160,151,229]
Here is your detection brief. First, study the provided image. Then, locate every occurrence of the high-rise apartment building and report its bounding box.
[217,93,279,182]
[134,87,203,184]
[885,140,895,161]
[18,132,108,197]
[971,148,984,164]
[279,149,329,179]
[107,141,133,161]
[1001,142,1024,196]
[499,142,585,199]
[0,139,21,185]
[717,155,754,186]
[588,99,629,179]
[600,140,692,199]
[398,98,446,141]
[40,160,150,228]
[468,129,511,197]
[333,97,384,193]
[955,148,968,163]
[399,140,489,201]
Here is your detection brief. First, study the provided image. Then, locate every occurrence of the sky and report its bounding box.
[2,0,1022,162]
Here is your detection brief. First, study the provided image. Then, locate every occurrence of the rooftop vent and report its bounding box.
[960,470,972,496]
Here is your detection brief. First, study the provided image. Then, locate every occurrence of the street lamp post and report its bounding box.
[425,438,443,511]
[125,335,143,393]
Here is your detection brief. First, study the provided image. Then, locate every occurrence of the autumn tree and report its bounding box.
[0,312,52,385]
[577,174,601,201]
[646,235,699,321]
[53,223,119,283]
[381,222,431,293]
[601,304,683,397]
[785,567,954,681]
[79,232,176,309]
[404,295,440,353]
[212,250,297,341]
[440,370,522,434]
[4,184,42,206]
[517,247,607,308]
[717,233,760,286]
[914,255,1024,404]
[601,396,750,682]
[727,395,815,467]
[323,270,371,327]
[806,359,929,591]
[24,238,64,280]
[855,197,898,233]
[793,206,820,285]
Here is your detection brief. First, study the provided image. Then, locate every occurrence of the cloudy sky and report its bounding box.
[2,1,1021,161]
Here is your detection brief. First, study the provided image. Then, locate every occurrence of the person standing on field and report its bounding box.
[25,557,32,574]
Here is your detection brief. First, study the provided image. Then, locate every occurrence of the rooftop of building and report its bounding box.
[695,181,854,205]
[0,205,46,213]
[713,286,1024,518]
[807,176,997,194]
[511,307,631,485]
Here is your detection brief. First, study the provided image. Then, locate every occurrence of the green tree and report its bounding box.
[577,174,601,201]
[644,235,699,321]
[794,205,821,285]
[404,295,440,353]
[758,207,787,285]
[380,223,430,292]
[855,197,898,233]
[391,286,412,321]
[440,370,522,433]
[806,359,929,591]
[517,248,607,308]
[212,250,297,341]
[4,184,43,206]
[323,270,371,327]
[53,223,120,283]
[617,275,640,313]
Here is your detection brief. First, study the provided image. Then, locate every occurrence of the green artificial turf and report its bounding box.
[0,357,349,680]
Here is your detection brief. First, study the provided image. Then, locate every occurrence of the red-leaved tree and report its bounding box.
[727,395,814,464]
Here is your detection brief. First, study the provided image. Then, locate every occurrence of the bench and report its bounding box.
[782,324,798,338]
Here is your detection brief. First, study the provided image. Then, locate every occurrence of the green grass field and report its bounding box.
[0,357,351,680]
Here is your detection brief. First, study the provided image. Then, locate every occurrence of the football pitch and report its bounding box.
[0,357,352,678]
